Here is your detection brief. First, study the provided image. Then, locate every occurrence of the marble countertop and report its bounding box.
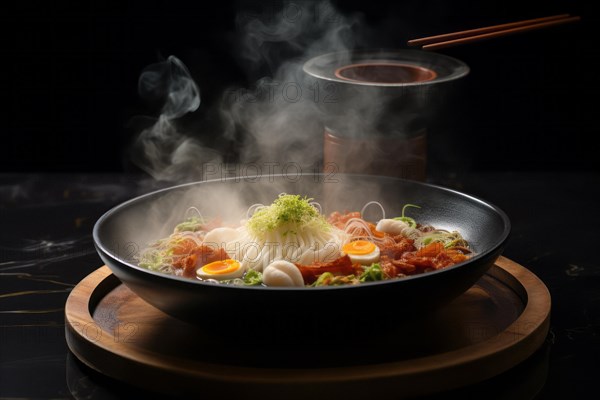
[1,172,598,399]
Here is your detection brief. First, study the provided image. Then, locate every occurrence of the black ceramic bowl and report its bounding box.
[93,174,510,339]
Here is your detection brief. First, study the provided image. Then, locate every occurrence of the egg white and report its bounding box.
[344,245,381,265]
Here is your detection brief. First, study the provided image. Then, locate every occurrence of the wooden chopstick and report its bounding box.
[408,14,570,47]
[408,14,580,51]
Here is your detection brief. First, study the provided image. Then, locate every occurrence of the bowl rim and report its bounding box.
[303,49,470,87]
[93,173,511,292]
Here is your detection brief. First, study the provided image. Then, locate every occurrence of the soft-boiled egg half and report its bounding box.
[342,240,380,265]
[196,259,244,281]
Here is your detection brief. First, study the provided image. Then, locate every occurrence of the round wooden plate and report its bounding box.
[65,256,550,399]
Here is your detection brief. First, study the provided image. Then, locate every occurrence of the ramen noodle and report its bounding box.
[138,194,471,287]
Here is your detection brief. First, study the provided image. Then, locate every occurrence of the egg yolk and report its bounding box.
[368,222,385,239]
[342,240,377,255]
[200,259,240,275]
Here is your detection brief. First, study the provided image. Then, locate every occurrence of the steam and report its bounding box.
[234,1,358,79]
[224,0,360,169]
[131,56,222,181]
[129,1,457,184]
[131,1,364,181]
[118,1,468,269]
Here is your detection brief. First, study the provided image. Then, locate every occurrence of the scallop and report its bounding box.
[263,260,304,287]
[376,219,421,239]
[375,219,409,235]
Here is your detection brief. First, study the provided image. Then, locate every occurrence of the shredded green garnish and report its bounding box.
[312,263,384,286]
[174,216,205,233]
[312,272,334,286]
[221,269,263,286]
[247,194,329,236]
[359,263,384,282]
[312,272,358,286]
[138,250,166,271]
[242,269,263,285]
[415,230,468,249]
[444,238,468,249]
[393,204,421,228]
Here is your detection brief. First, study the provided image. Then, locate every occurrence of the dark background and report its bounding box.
[1,3,598,398]
[2,0,596,174]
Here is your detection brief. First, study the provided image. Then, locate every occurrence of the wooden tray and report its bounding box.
[65,256,550,399]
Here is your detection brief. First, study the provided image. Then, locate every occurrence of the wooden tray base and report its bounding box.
[65,256,551,399]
